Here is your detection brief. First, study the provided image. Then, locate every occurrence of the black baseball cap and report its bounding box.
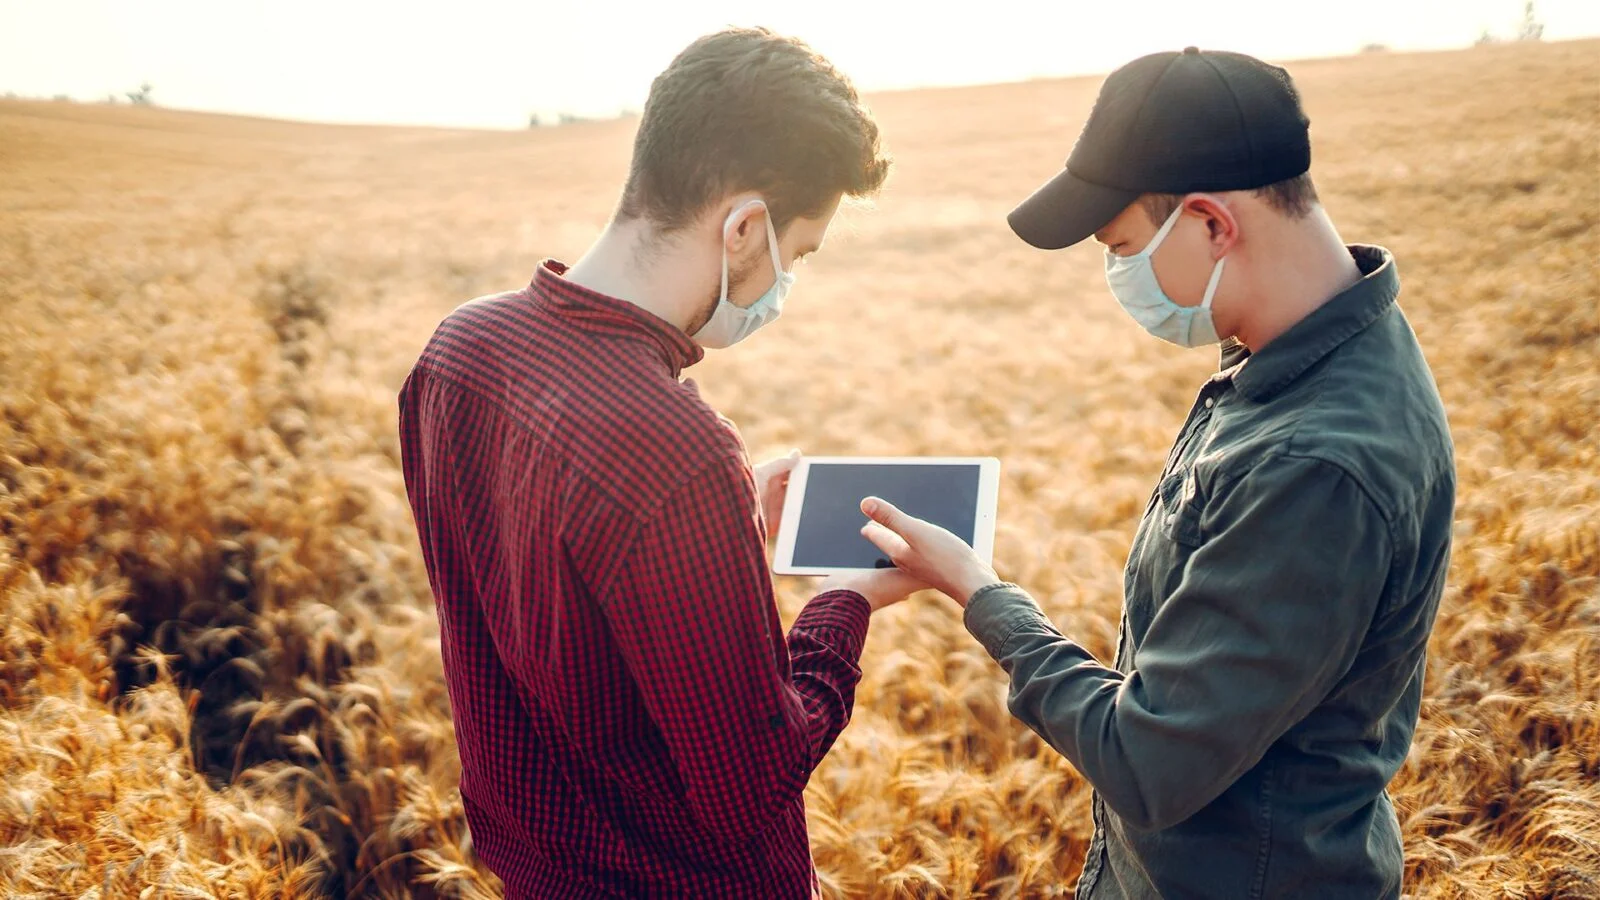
[1009,46,1311,250]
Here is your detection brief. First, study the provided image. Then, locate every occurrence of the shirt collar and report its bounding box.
[529,260,705,377]
[1220,245,1399,402]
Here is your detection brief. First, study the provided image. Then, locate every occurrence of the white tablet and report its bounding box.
[773,456,1000,576]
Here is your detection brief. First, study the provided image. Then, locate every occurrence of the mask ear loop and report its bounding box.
[719,220,731,305]
[1200,256,1227,310]
[763,211,786,281]
[1142,203,1187,258]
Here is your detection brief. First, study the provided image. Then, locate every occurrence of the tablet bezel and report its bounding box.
[772,456,1000,576]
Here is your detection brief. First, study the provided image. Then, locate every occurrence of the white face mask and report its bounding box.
[692,199,794,349]
[1104,204,1227,348]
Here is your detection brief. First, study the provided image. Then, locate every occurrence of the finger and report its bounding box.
[860,520,912,563]
[860,496,905,532]
[877,569,932,605]
[772,448,803,477]
[882,567,930,593]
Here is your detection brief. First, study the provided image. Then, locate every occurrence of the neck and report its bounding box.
[564,218,713,335]
[1229,208,1363,351]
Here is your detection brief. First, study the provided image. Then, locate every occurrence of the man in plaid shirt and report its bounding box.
[398,27,920,899]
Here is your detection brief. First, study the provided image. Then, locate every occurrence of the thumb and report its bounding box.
[768,449,803,478]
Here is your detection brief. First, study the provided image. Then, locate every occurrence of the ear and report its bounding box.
[719,194,767,254]
[1183,193,1240,259]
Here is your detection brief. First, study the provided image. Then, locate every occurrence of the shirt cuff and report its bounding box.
[791,590,873,661]
[963,582,1051,660]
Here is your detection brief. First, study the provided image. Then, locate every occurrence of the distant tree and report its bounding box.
[126,82,153,106]
[1516,1,1544,41]
[52,94,71,102]
[528,112,542,128]
[104,93,119,104]
[558,112,585,125]
[1475,28,1500,47]
[1360,43,1389,54]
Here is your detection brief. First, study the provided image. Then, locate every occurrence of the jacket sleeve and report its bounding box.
[964,456,1392,831]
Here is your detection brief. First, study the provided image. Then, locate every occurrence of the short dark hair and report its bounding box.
[1140,171,1320,225]
[617,27,890,235]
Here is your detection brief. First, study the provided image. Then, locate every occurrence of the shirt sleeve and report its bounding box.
[599,451,873,844]
[398,365,463,608]
[963,455,1392,832]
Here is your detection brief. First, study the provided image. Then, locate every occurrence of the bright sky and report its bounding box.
[2,0,1595,129]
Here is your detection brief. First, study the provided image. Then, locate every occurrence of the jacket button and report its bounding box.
[1165,514,1177,527]
[1204,397,1215,409]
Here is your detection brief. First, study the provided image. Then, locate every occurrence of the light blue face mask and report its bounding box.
[1104,204,1227,348]
[693,199,795,349]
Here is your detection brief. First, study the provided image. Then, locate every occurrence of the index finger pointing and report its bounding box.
[861,496,904,529]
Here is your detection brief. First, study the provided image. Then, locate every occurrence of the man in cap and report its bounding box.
[854,48,1455,898]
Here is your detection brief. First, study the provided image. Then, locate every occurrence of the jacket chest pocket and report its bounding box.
[1126,466,1207,640]
[1156,468,1205,547]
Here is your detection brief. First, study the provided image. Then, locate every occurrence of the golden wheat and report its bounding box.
[1,38,1597,898]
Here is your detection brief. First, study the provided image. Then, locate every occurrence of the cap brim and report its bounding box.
[1007,168,1140,251]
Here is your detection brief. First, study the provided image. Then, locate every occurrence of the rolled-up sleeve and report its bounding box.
[601,452,872,844]
[965,455,1392,831]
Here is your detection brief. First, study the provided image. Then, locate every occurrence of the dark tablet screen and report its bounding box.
[791,463,980,569]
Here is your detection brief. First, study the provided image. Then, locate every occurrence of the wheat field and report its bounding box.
[1,37,1597,899]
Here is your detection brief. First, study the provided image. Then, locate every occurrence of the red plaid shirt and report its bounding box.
[398,261,872,898]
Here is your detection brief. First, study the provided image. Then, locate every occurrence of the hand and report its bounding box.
[858,497,1001,608]
[752,449,802,533]
[818,567,930,613]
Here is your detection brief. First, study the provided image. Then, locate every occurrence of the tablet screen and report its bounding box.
[791,463,981,569]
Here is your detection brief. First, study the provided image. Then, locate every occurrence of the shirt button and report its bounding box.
[1165,514,1176,527]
